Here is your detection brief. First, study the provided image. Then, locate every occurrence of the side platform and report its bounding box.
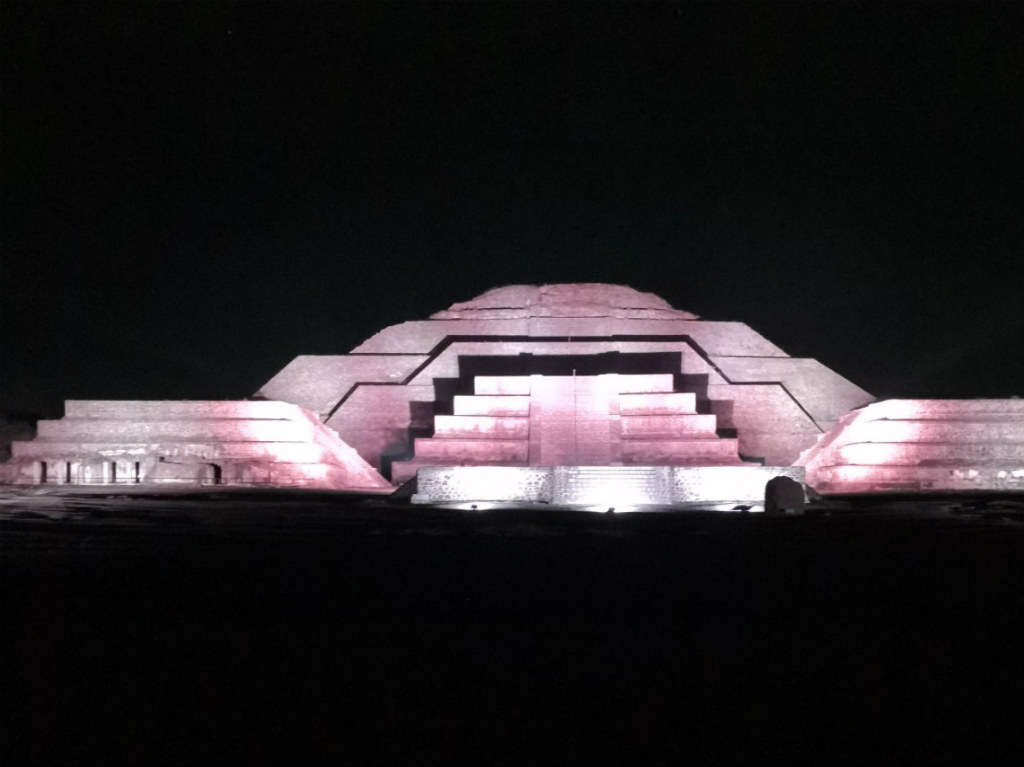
[799,399,1024,494]
[1,400,392,492]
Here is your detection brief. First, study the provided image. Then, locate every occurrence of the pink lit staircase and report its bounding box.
[391,373,747,483]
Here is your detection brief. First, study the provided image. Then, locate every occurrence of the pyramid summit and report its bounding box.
[430,284,699,320]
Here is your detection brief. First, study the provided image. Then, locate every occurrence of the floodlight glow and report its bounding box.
[448,467,530,501]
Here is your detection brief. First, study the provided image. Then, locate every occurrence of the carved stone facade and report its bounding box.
[4,284,1020,499]
[798,399,1024,494]
[259,284,873,478]
[391,373,746,484]
[4,400,391,491]
[413,465,807,507]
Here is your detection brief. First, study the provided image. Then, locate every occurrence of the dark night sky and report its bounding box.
[2,2,1022,417]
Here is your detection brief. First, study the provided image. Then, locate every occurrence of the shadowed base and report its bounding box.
[3,494,1023,765]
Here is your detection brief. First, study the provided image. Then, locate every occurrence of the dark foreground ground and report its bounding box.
[2,491,1024,766]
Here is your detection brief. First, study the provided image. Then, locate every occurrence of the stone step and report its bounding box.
[62,400,306,420]
[615,374,675,394]
[620,392,697,415]
[560,468,670,480]
[453,395,531,416]
[11,440,330,463]
[413,438,529,463]
[563,465,670,471]
[620,414,718,438]
[407,465,807,505]
[474,376,532,395]
[412,466,551,502]
[223,461,360,488]
[836,441,1024,465]
[621,439,743,464]
[391,460,529,485]
[554,466,673,505]
[671,466,806,503]
[856,400,1024,420]
[35,419,316,443]
[813,463,1024,493]
[836,420,1024,445]
[432,415,530,439]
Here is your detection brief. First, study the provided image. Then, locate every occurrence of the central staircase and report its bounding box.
[391,372,749,483]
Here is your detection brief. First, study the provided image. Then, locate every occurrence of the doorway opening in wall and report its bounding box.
[38,461,47,484]
[110,462,117,484]
[65,462,72,484]
[133,462,141,483]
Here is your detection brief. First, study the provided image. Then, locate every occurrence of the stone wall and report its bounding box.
[257,285,874,473]
[4,400,391,491]
[798,399,1024,494]
[413,465,807,508]
[391,373,748,483]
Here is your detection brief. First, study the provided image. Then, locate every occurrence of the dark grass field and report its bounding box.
[3,492,1024,765]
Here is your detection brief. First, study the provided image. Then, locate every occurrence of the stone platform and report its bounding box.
[411,465,806,509]
[5,400,391,491]
[8,285,1020,499]
[392,372,748,483]
[258,284,873,473]
[799,399,1024,494]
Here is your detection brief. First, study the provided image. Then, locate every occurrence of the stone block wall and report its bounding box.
[257,285,874,473]
[391,372,748,482]
[5,400,391,491]
[414,466,553,503]
[3,285,879,494]
[798,399,1024,494]
[412,465,807,507]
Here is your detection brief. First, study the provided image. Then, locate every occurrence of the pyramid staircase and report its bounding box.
[392,373,747,483]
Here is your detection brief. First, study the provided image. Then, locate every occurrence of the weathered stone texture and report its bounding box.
[6,400,390,491]
[413,466,553,503]
[711,357,873,428]
[453,395,530,416]
[430,283,697,321]
[621,439,744,465]
[799,399,1024,494]
[392,373,747,479]
[256,355,427,418]
[412,464,807,507]
[266,284,872,478]
[620,392,697,415]
[705,384,823,465]
[401,341,728,386]
[352,320,531,354]
[4,284,888,496]
[323,384,435,471]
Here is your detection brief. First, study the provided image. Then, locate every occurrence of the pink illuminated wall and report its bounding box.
[391,372,746,482]
[6,400,391,491]
[2,285,882,492]
[413,464,807,507]
[258,284,874,473]
[799,399,1024,494]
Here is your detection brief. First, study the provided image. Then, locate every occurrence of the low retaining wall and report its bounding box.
[413,465,805,508]
[3,400,392,492]
[799,399,1024,494]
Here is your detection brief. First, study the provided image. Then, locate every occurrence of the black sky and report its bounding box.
[2,2,1022,417]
